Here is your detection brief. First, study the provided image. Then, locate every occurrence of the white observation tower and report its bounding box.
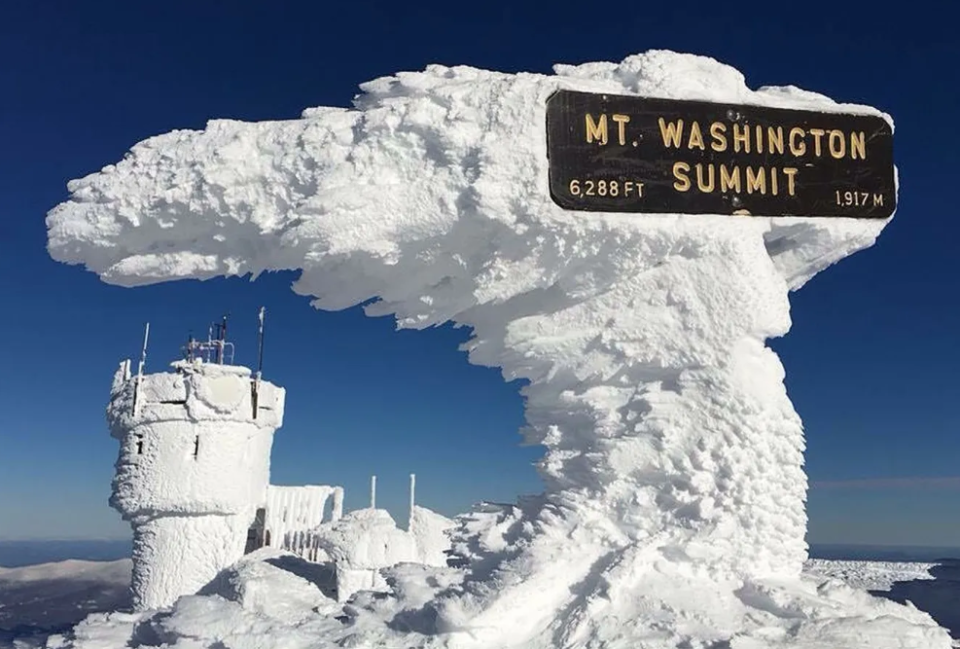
[106,310,285,610]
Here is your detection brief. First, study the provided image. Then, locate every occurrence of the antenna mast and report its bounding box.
[256,307,265,382]
[408,473,416,532]
[132,322,150,418]
[205,324,214,363]
[252,307,266,419]
[217,314,228,364]
[185,332,196,361]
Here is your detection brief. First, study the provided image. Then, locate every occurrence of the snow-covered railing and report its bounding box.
[263,485,344,554]
[281,529,328,563]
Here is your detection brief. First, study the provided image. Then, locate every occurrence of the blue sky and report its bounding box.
[1,1,958,546]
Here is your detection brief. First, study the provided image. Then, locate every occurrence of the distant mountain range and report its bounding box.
[0,540,131,568]
[1,539,958,569]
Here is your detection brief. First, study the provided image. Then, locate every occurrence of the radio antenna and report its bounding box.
[133,322,150,418]
[256,307,266,381]
[217,314,228,364]
[205,323,214,363]
[252,307,266,419]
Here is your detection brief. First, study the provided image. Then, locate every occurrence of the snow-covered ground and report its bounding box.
[807,558,960,647]
[2,555,958,648]
[805,559,938,593]
[0,559,131,649]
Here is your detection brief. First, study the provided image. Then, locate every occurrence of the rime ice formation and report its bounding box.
[316,509,416,601]
[107,358,285,610]
[307,506,455,601]
[409,505,457,566]
[49,51,951,647]
[262,484,344,551]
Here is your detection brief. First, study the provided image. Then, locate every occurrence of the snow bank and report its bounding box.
[41,555,953,649]
[804,559,937,592]
[46,50,948,647]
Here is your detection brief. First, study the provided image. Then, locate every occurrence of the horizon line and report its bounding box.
[810,476,960,489]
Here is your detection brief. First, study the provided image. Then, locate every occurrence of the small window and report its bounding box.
[193,435,200,459]
[135,434,144,455]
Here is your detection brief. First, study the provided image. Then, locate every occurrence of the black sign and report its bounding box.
[545,89,895,218]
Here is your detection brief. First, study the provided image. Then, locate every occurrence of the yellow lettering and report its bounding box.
[828,130,845,159]
[767,126,784,154]
[688,121,705,150]
[695,163,715,192]
[732,124,750,153]
[585,114,608,145]
[612,114,630,146]
[710,122,728,152]
[755,125,764,154]
[850,131,866,160]
[673,161,691,191]
[746,167,766,195]
[720,165,741,193]
[789,128,806,156]
[659,118,684,148]
[783,167,798,196]
[808,128,825,157]
[771,167,779,195]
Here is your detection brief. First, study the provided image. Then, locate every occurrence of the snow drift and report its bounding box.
[46,50,950,647]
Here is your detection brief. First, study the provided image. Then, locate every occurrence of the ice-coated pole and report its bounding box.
[133,322,150,418]
[370,475,377,509]
[256,306,265,383]
[205,324,213,363]
[218,314,228,364]
[251,307,266,419]
[331,487,344,521]
[138,323,150,374]
[408,473,416,532]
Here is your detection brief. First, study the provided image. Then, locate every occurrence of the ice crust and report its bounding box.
[46,51,948,647]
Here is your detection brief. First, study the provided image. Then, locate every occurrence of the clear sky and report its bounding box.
[1,1,958,546]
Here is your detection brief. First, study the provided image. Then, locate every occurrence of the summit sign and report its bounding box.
[546,89,895,218]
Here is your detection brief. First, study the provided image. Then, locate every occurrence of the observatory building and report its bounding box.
[106,316,288,610]
[106,313,451,610]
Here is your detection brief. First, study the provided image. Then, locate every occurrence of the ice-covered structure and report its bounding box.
[107,331,440,611]
[107,357,285,610]
[302,505,455,601]
[258,484,345,552]
[49,51,953,647]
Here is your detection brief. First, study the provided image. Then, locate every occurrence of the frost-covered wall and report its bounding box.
[108,359,285,610]
[48,52,949,648]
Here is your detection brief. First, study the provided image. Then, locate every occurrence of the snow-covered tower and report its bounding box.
[106,320,285,611]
